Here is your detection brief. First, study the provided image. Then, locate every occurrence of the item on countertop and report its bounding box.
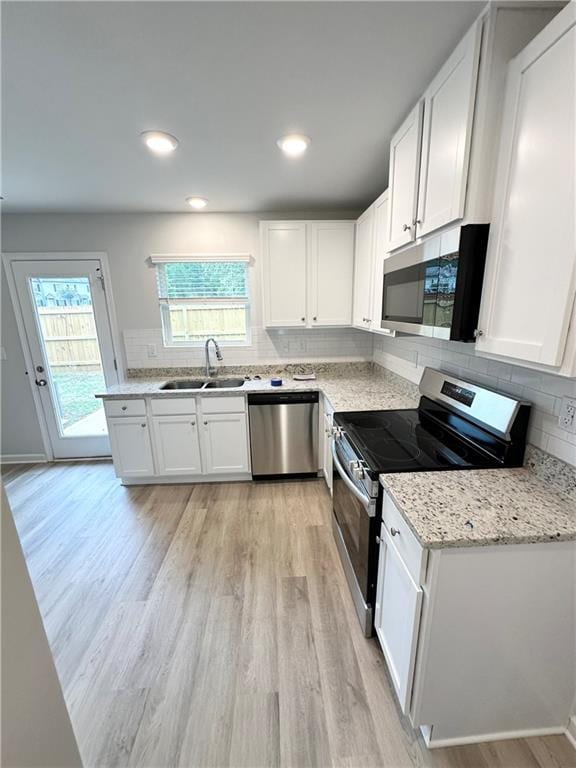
[293,373,316,381]
[270,377,283,387]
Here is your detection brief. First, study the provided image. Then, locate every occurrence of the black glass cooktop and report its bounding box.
[334,408,500,476]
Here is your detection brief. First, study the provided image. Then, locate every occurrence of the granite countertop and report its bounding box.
[380,446,576,549]
[95,364,420,413]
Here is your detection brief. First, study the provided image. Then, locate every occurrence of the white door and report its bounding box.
[261,221,307,327]
[416,25,481,237]
[476,6,576,368]
[352,205,375,328]
[10,258,119,458]
[370,191,389,333]
[308,221,355,327]
[153,416,202,475]
[202,412,249,474]
[374,527,423,714]
[108,417,155,478]
[388,101,424,251]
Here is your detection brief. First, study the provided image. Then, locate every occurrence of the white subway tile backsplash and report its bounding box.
[373,334,576,467]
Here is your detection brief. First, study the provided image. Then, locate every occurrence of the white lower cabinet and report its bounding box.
[201,412,250,474]
[107,416,155,478]
[152,416,202,475]
[375,490,575,747]
[320,396,334,493]
[374,525,423,713]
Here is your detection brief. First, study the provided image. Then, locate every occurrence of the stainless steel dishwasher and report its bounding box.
[248,391,319,478]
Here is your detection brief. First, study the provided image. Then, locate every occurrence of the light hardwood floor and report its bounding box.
[3,461,575,768]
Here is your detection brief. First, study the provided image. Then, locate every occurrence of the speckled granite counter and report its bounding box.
[380,446,576,549]
[95,363,420,413]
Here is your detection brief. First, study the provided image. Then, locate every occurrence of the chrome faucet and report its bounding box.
[204,337,223,377]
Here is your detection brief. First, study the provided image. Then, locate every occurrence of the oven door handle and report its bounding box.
[331,441,376,516]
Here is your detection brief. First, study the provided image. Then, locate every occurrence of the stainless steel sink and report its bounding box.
[160,379,206,390]
[203,378,246,389]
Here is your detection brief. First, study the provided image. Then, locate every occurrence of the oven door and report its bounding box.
[331,439,379,636]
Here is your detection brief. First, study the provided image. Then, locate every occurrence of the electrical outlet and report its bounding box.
[558,396,576,433]
[147,344,158,358]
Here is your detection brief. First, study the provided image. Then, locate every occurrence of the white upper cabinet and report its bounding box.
[308,221,355,326]
[352,205,375,328]
[476,4,576,375]
[261,220,354,328]
[261,221,307,327]
[416,25,481,238]
[388,102,423,251]
[370,191,389,333]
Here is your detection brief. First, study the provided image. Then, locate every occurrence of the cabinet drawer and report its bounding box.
[382,492,427,585]
[104,399,146,418]
[150,398,196,416]
[200,396,246,414]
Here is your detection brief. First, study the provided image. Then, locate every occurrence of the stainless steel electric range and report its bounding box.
[331,368,531,636]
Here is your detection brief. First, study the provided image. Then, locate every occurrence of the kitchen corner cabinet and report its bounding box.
[386,4,561,253]
[352,190,389,334]
[107,416,155,478]
[476,3,576,376]
[375,491,575,747]
[352,205,375,328]
[261,220,355,328]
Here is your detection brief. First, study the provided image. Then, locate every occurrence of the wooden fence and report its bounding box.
[38,307,100,367]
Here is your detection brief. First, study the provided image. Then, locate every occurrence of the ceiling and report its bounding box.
[2,1,485,213]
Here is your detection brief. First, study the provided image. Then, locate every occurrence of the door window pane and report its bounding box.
[30,277,107,437]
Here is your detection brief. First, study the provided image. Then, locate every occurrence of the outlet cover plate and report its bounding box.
[558,396,576,433]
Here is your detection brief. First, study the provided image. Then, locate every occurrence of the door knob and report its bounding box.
[35,378,47,387]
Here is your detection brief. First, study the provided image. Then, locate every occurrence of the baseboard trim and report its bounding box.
[1,453,48,465]
[121,472,252,485]
[422,725,566,749]
[566,716,576,749]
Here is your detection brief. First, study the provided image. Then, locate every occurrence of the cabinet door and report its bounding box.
[202,413,249,474]
[261,221,307,327]
[153,416,202,475]
[370,191,389,333]
[308,221,355,326]
[416,25,481,237]
[352,205,375,328]
[374,527,423,714]
[477,6,576,368]
[322,411,333,493]
[388,101,424,251]
[108,417,155,478]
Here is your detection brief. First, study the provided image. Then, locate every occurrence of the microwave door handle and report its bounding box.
[331,442,375,515]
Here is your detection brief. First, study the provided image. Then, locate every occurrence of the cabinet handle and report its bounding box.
[191,421,196,426]
[474,329,484,338]
[313,316,317,321]
[413,219,422,226]
[301,317,306,322]
[121,406,127,411]
[390,527,400,537]
[141,423,146,428]
[204,420,208,426]
[402,224,411,232]
[376,535,381,544]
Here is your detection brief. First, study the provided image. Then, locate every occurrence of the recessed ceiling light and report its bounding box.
[277,134,311,157]
[186,196,208,210]
[141,130,179,155]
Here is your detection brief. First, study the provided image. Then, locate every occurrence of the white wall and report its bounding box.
[1,485,83,767]
[1,212,369,457]
[373,334,576,467]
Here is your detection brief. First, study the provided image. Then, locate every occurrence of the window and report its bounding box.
[153,255,251,346]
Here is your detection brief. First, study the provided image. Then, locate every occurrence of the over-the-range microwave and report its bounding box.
[381,224,489,341]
